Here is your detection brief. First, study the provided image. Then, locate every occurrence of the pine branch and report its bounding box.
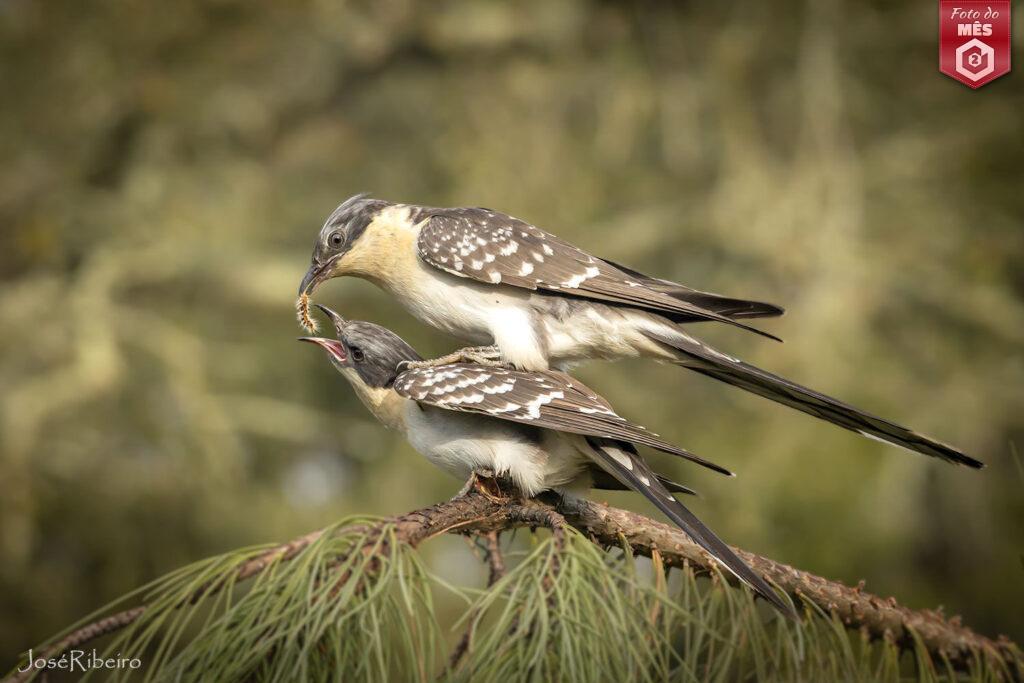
[446,531,506,671]
[8,477,1020,682]
[5,531,329,683]
[398,480,1019,673]
[29,607,147,665]
[547,493,1020,672]
[484,530,507,586]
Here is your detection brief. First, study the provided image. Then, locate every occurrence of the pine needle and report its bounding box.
[11,517,1021,682]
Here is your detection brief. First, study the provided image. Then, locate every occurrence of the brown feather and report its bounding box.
[392,364,733,476]
[415,208,780,341]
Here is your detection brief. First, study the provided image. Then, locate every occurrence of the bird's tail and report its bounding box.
[587,460,697,496]
[586,438,795,618]
[643,328,983,468]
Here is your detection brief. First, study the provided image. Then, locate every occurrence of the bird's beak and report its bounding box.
[298,259,332,297]
[298,337,348,363]
[313,303,346,335]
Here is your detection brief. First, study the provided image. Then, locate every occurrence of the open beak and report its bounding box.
[313,303,346,335]
[298,337,348,363]
[298,259,333,297]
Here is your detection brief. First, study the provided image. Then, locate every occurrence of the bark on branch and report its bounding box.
[8,477,1020,682]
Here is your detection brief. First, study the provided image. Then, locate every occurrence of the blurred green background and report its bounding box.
[1,0,1022,664]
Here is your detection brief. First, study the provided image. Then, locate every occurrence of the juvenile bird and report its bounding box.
[298,195,982,469]
[300,304,794,617]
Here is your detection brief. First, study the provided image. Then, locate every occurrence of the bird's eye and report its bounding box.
[328,231,345,248]
[351,347,365,362]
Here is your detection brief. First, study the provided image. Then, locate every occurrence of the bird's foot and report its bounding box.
[400,345,507,371]
[452,469,502,501]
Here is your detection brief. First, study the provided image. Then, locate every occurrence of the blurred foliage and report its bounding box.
[0,0,1021,665]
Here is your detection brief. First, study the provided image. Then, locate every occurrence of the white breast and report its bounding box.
[402,403,588,496]
[378,243,671,370]
[387,261,552,369]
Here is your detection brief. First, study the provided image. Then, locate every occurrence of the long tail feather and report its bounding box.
[588,460,697,496]
[586,438,796,618]
[645,329,983,468]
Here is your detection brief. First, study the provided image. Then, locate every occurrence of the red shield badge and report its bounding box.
[940,1,1012,88]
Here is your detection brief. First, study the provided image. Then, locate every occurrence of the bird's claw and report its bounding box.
[452,469,499,500]
[459,346,507,367]
[398,345,508,372]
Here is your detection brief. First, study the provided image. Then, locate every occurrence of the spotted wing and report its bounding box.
[392,364,731,476]
[414,207,779,341]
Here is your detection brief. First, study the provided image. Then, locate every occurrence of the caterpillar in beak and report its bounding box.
[296,292,318,333]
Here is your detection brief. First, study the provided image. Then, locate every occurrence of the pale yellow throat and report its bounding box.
[342,369,409,433]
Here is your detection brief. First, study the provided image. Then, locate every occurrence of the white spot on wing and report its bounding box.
[562,273,585,288]
[578,406,616,416]
[487,401,522,415]
[481,380,516,394]
[563,265,600,288]
[524,390,564,418]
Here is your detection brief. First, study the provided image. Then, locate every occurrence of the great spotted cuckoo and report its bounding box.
[300,304,794,616]
[298,195,981,469]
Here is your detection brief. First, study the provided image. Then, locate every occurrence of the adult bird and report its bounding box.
[298,195,982,469]
[300,304,794,617]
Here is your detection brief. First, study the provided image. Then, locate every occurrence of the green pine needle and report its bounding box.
[11,520,1021,683]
